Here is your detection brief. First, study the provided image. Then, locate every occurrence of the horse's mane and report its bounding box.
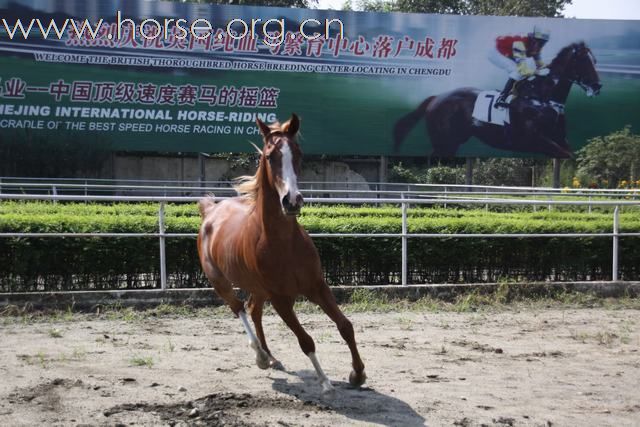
[233,173,260,201]
[550,41,588,69]
[232,120,284,201]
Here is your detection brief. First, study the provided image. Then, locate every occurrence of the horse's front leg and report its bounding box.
[309,285,366,388]
[552,115,573,156]
[540,135,573,159]
[247,294,284,370]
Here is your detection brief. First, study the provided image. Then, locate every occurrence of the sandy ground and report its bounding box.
[0,306,639,427]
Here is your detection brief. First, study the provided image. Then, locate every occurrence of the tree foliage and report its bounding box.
[465,0,573,17]
[389,162,465,184]
[473,158,535,186]
[172,0,316,9]
[353,0,572,17]
[575,126,640,188]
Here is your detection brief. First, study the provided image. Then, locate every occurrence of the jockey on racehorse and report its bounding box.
[489,26,551,108]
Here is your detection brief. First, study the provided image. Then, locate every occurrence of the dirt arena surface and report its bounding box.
[0,303,639,426]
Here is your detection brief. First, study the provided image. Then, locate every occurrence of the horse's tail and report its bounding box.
[198,193,216,219]
[393,96,435,152]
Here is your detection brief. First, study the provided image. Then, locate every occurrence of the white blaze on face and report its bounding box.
[587,51,596,68]
[278,143,299,204]
[585,51,599,97]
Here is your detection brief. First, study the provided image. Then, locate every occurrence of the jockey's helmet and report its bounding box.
[530,26,550,43]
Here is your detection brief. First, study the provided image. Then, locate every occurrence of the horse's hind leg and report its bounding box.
[428,126,463,157]
[309,285,366,388]
[270,295,335,395]
[247,294,284,370]
[199,251,241,312]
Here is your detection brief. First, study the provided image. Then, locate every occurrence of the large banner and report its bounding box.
[0,0,639,158]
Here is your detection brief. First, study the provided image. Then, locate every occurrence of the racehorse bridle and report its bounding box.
[568,45,601,96]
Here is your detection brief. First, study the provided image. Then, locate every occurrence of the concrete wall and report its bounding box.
[110,154,380,196]
[113,155,231,183]
[300,160,372,197]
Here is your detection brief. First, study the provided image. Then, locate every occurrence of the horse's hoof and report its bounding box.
[269,358,285,371]
[349,370,367,388]
[320,380,335,397]
[256,352,270,370]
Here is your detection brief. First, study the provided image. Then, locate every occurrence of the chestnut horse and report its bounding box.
[197,114,366,395]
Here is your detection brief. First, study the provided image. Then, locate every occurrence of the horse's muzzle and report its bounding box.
[282,193,304,216]
[594,82,602,95]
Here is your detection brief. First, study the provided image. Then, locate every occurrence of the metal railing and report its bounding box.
[1,178,638,219]
[1,191,639,290]
[2,176,639,198]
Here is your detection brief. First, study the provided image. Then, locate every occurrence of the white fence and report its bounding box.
[1,182,639,289]
[2,176,639,199]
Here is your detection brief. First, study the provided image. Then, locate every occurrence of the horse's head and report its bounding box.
[553,42,602,97]
[256,114,304,216]
[572,42,602,96]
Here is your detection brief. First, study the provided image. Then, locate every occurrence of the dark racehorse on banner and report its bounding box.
[197,114,366,395]
[393,42,602,158]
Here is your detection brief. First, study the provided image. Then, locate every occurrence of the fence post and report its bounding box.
[159,202,167,291]
[612,206,619,282]
[485,188,489,212]
[401,193,408,286]
[444,186,447,209]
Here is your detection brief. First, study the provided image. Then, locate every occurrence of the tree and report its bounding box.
[465,0,573,17]
[173,0,316,9]
[575,126,640,188]
[473,158,535,186]
[356,0,572,17]
[341,0,357,10]
[388,161,466,184]
[386,0,466,14]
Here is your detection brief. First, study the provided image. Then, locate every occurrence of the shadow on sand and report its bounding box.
[271,369,427,427]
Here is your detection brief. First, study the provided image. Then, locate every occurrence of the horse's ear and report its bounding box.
[283,113,300,136]
[256,118,271,138]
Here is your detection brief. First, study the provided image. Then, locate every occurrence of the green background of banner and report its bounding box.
[3,54,639,157]
[1,0,639,158]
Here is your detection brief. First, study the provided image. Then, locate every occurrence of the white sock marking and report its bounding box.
[239,310,258,345]
[239,310,269,369]
[308,352,334,393]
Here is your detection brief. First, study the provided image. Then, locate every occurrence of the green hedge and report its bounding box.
[1,202,639,292]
